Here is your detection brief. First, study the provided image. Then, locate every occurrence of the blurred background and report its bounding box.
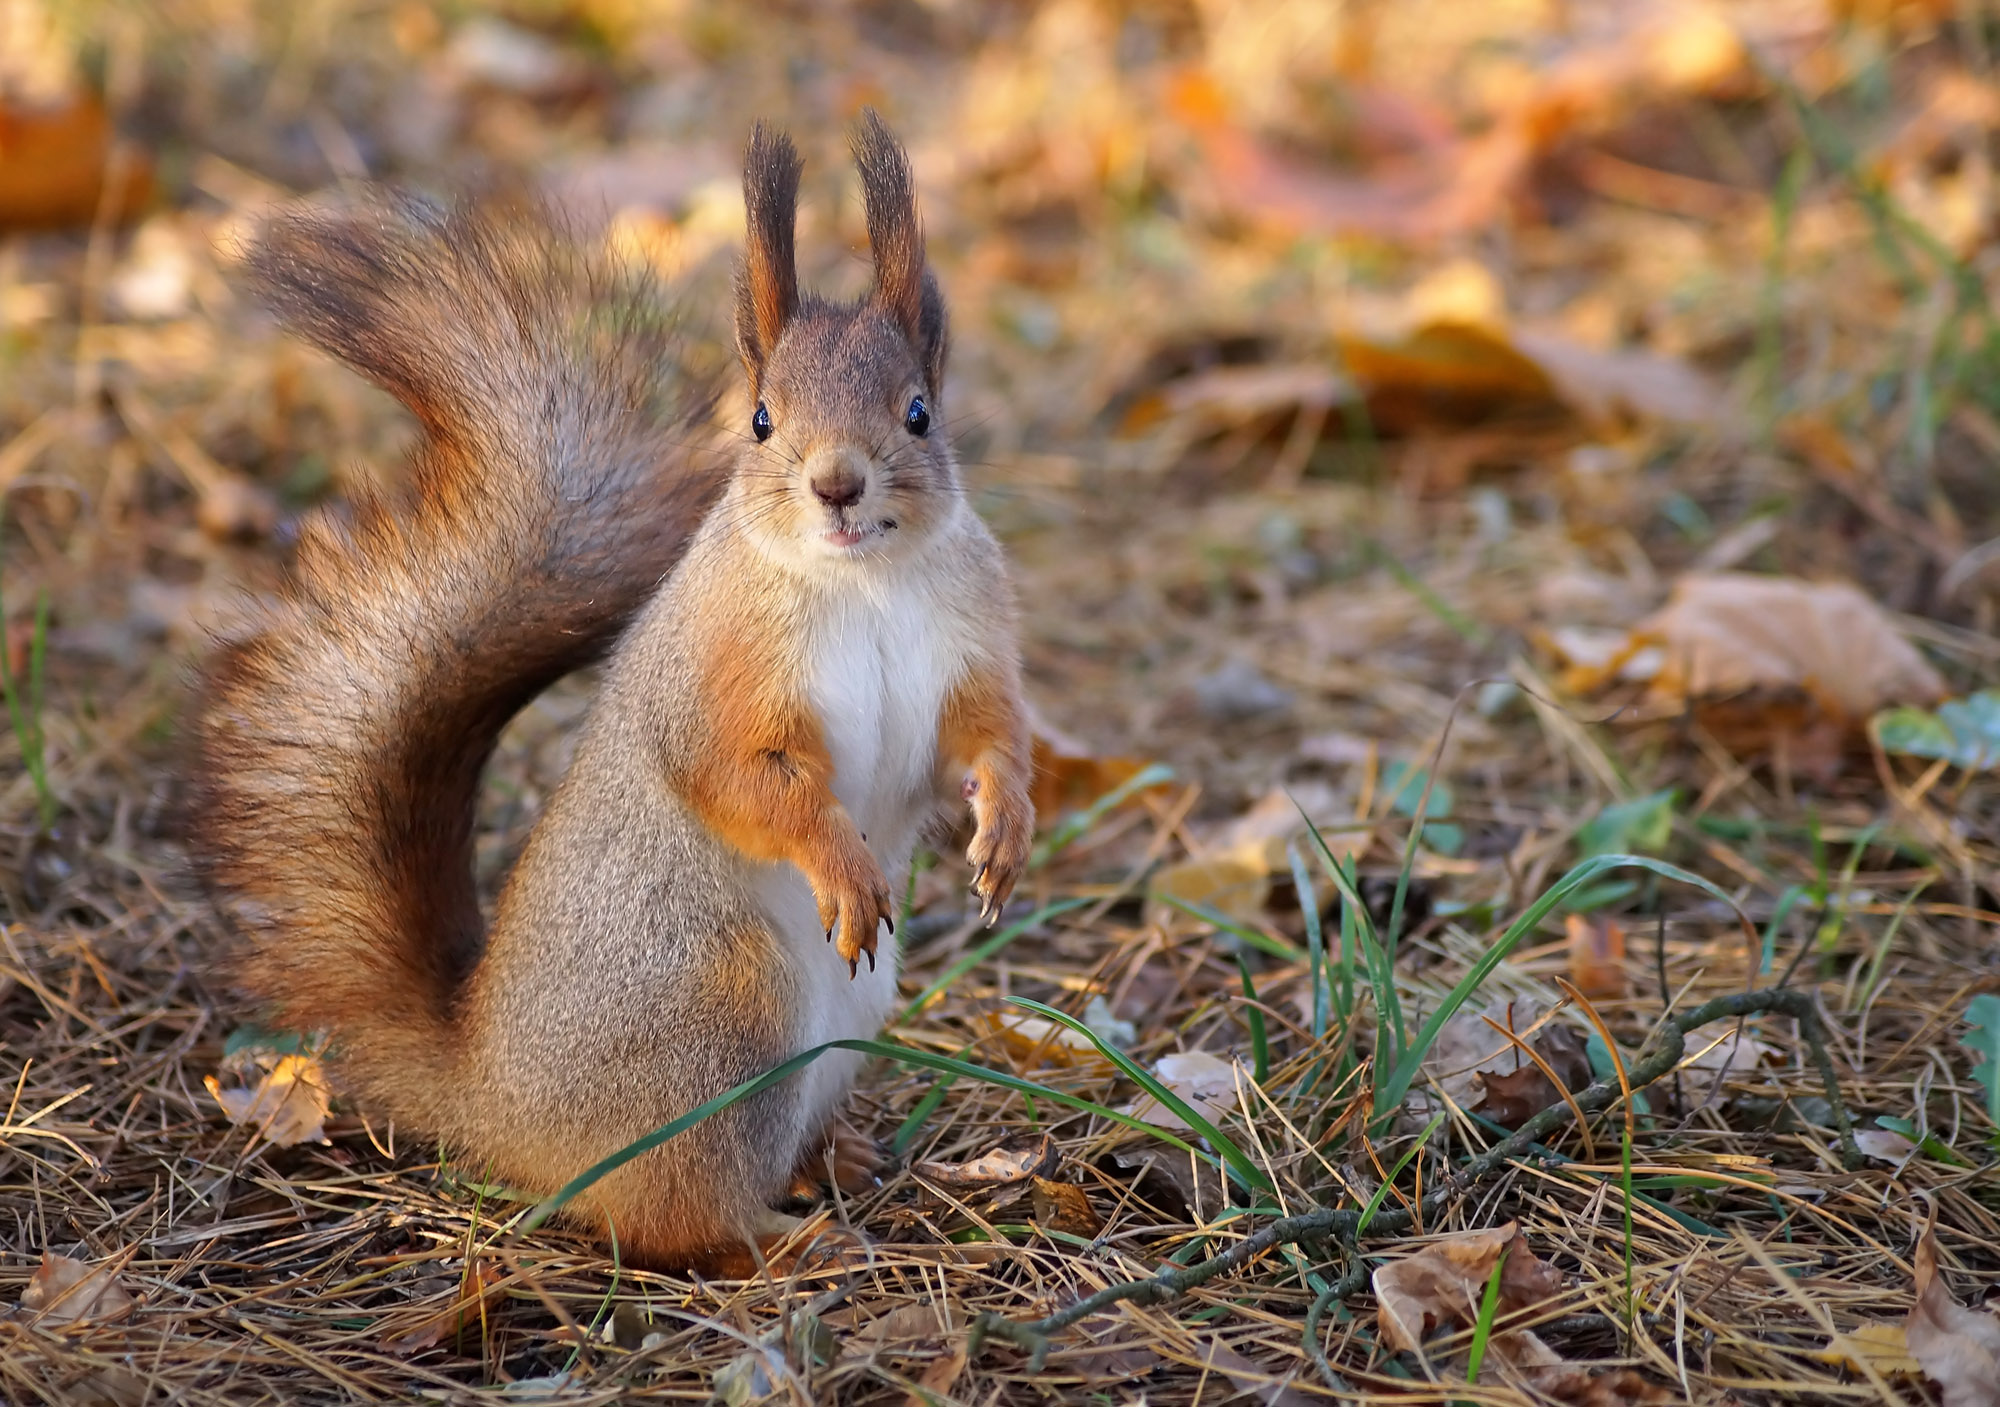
[4,0,1997,838]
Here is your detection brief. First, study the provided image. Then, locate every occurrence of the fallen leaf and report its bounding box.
[1680,1027,1778,1081]
[1031,1177,1103,1237]
[914,1133,1058,1190]
[1639,573,1947,721]
[1122,1050,1245,1132]
[1372,1221,1563,1353]
[1565,914,1629,999]
[905,1339,967,1407]
[204,1051,333,1147]
[1198,1339,1315,1406]
[18,1252,135,1326]
[1513,327,1722,427]
[0,94,153,230]
[1145,854,1270,930]
[1424,999,1589,1127]
[1812,1320,1923,1376]
[1028,730,1159,828]
[1476,1065,1565,1129]
[852,1304,937,1345]
[380,1259,508,1353]
[1854,1128,1919,1165]
[1907,1216,2000,1407]
[982,1012,1104,1067]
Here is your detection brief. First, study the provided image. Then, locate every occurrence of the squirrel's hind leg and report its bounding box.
[785,1123,885,1202]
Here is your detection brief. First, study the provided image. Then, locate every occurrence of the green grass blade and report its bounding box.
[1377,854,1746,1118]
[1306,824,1401,1076]
[1235,956,1269,1083]
[1465,1242,1508,1382]
[895,897,1090,1025]
[1008,997,1273,1191]
[522,1035,1236,1230]
[1288,840,1327,1042]
[1355,1109,1444,1235]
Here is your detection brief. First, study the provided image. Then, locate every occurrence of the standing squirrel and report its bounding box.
[189,112,1034,1272]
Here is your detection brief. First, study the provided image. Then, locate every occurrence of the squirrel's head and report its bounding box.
[730,111,957,567]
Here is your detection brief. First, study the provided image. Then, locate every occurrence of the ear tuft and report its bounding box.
[736,122,803,386]
[850,108,946,390]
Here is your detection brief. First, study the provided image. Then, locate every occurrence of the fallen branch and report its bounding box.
[969,985,1859,1369]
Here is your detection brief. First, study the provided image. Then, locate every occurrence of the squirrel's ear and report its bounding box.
[851,108,947,392]
[736,122,803,387]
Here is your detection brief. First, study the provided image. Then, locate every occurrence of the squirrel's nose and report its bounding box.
[811,468,865,508]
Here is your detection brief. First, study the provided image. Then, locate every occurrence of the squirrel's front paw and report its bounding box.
[966,788,1032,925]
[814,852,894,978]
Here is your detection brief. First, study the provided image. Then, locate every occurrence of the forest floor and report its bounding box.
[2,1,1998,1403]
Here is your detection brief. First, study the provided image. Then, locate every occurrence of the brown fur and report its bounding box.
[938,665,1035,918]
[189,191,725,1135]
[187,115,1031,1272]
[736,123,803,390]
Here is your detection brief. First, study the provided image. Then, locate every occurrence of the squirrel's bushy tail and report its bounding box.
[189,191,722,1131]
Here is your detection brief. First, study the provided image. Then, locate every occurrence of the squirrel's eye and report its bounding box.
[752,402,772,442]
[904,396,930,437]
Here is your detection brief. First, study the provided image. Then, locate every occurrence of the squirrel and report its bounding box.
[187,111,1035,1273]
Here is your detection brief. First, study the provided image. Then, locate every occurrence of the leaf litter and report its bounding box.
[3,0,1999,1403]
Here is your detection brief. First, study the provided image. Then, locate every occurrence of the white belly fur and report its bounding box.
[752,575,961,1130]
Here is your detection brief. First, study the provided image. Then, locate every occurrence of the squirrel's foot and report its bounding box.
[702,1210,870,1279]
[785,1124,885,1202]
[815,850,895,978]
[966,795,1032,926]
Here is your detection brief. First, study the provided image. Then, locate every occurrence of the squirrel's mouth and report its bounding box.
[822,517,896,550]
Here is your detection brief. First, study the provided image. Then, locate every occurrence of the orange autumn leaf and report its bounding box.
[1565,913,1628,999]
[0,95,152,230]
[1028,731,1159,828]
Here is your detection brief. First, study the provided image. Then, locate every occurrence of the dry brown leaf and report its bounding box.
[1372,1221,1563,1353]
[380,1259,508,1353]
[1565,914,1629,999]
[1030,1177,1103,1237]
[204,1052,333,1147]
[1639,573,1947,720]
[1336,262,1714,433]
[1423,999,1588,1127]
[18,1252,135,1326]
[0,96,152,230]
[1907,1216,2000,1407]
[913,1132,1058,1190]
[904,1339,968,1407]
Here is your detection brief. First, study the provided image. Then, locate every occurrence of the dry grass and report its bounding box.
[4,1,1999,1402]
